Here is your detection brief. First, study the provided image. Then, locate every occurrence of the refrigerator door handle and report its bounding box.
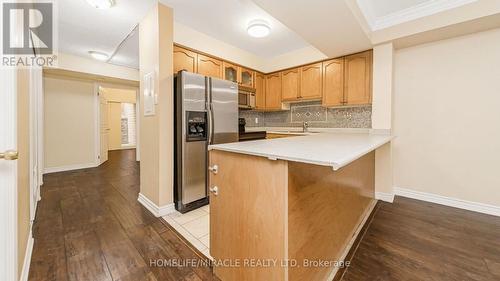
[207,78,214,145]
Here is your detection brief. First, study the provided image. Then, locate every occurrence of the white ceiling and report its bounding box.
[356,0,479,31]
[58,0,154,69]
[251,0,373,58]
[159,0,310,58]
[359,0,429,18]
[58,0,491,71]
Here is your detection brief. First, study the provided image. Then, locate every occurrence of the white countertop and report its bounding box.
[209,132,394,171]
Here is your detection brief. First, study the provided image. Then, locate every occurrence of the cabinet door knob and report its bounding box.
[208,165,218,174]
[209,186,219,196]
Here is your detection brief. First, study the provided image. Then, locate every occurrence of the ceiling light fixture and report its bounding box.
[89,51,109,61]
[247,20,271,38]
[86,0,115,9]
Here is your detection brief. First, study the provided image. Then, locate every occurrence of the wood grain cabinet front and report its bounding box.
[322,58,345,107]
[344,51,372,105]
[265,73,283,110]
[197,54,223,79]
[240,68,255,88]
[255,72,266,110]
[300,62,323,100]
[223,62,240,83]
[173,46,197,74]
[281,68,300,101]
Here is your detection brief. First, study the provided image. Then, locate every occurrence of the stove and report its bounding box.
[238,118,266,141]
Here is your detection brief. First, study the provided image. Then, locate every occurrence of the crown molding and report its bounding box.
[358,0,478,31]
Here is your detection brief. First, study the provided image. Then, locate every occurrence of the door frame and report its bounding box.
[94,83,140,164]
[0,69,18,281]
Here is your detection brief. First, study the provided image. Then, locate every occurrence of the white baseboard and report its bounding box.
[19,232,34,281]
[375,192,394,203]
[395,187,500,217]
[43,162,98,174]
[138,193,175,217]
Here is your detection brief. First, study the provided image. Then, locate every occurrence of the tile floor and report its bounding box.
[162,205,212,259]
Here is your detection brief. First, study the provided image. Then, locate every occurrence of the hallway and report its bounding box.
[29,149,218,281]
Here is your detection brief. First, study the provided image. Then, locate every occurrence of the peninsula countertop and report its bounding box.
[208,132,394,171]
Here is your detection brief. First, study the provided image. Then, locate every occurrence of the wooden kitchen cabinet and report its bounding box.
[281,68,300,101]
[322,58,345,107]
[173,46,197,74]
[240,67,255,88]
[344,51,372,105]
[255,72,266,110]
[265,73,282,110]
[223,62,240,83]
[197,54,223,79]
[300,62,323,100]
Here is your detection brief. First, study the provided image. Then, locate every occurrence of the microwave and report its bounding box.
[238,86,256,109]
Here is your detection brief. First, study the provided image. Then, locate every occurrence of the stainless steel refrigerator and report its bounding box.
[174,71,238,213]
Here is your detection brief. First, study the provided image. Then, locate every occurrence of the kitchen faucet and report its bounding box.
[302,121,309,133]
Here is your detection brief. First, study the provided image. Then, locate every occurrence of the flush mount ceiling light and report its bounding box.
[247,20,271,38]
[89,51,109,61]
[86,0,115,9]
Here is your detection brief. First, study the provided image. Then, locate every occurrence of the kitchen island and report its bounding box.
[208,132,393,281]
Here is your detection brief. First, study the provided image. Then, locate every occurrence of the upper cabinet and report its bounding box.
[197,54,223,79]
[174,46,197,74]
[344,51,372,105]
[240,68,255,88]
[300,62,323,100]
[223,62,240,83]
[322,58,344,107]
[172,44,373,111]
[281,68,300,101]
[265,73,282,110]
[255,72,266,110]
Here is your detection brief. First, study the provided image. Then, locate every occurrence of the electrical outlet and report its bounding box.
[255,117,259,124]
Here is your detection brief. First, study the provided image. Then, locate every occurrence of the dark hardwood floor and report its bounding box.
[340,197,500,281]
[29,149,218,281]
[29,149,500,281]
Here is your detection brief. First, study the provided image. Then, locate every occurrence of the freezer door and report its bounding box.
[178,72,208,206]
[209,78,239,144]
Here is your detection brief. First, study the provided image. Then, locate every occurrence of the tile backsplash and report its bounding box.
[240,101,372,128]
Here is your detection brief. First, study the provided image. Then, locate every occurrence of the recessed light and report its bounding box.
[86,0,115,9]
[247,20,271,38]
[89,51,109,61]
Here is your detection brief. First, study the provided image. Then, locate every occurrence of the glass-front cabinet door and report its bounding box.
[223,62,240,83]
[240,68,254,88]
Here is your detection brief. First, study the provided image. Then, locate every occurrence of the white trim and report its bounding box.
[43,162,98,174]
[138,193,175,217]
[135,88,140,162]
[94,83,101,165]
[375,192,394,203]
[358,0,478,31]
[19,232,34,281]
[395,187,500,217]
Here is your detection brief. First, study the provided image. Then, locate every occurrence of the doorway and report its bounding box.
[98,86,138,165]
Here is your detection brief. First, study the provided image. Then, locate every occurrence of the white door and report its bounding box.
[0,69,18,281]
[100,94,109,164]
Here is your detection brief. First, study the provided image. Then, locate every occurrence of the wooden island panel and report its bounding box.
[287,152,375,281]
[209,150,376,281]
[209,150,289,281]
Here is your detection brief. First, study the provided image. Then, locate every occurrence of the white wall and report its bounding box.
[53,53,139,81]
[174,21,327,73]
[393,28,500,208]
[43,76,97,172]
